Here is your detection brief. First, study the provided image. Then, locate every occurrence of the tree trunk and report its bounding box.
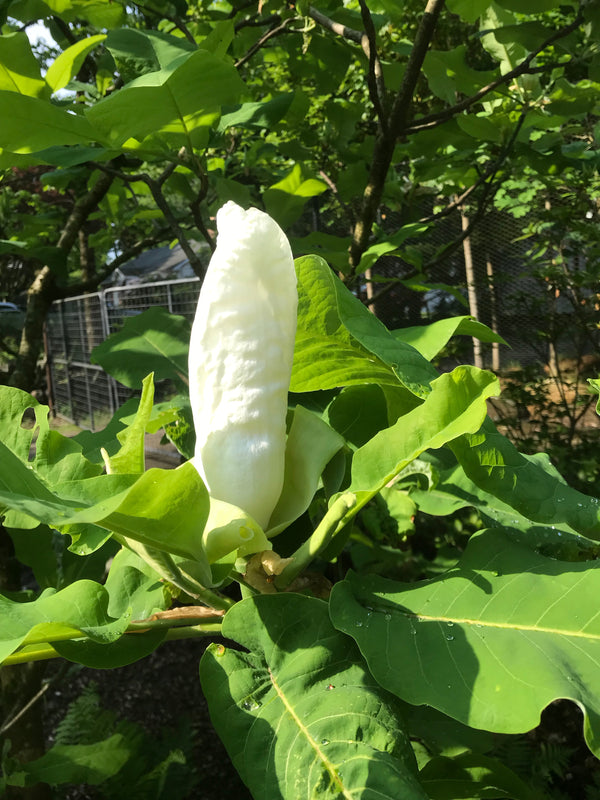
[461,208,483,369]
[9,170,114,393]
[9,266,56,393]
[486,255,501,372]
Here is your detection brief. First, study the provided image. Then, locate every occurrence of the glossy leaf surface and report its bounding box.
[330,529,600,757]
[200,594,427,800]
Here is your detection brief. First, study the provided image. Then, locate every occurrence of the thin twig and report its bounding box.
[307,6,363,44]
[349,0,445,272]
[358,0,387,133]
[0,663,70,736]
[235,17,296,69]
[404,12,583,135]
[367,108,529,306]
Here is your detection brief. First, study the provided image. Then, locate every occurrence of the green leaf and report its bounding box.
[451,419,600,539]
[267,406,344,536]
[326,385,390,448]
[357,223,429,274]
[104,373,155,475]
[419,752,541,800]
[292,255,438,397]
[410,450,592,560]
[46,34,107,93]
[104,27,195,74]
[341,367,499,516]
[5,735,133,787]
[0,32,48,97]
[90,306,190,389]
[86,49,244,148]
[457,113,504,143]
[330,528,600,757]
[480,5,528,75]
[263,164,328,229]
[0,387,102,528]
[199,594,427,800]
[0,425,210,572]
[446,0,492,23]
[423,46,497,104]
[393,316,507,362]
[0,91,94,153]
[496,0,564,11]
[218,94,294,132]
[0,580,132,663]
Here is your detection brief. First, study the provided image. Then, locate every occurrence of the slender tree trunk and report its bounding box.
[9,171,114,392]
[461,207,483,369]
[9,266,56,392]
[486,255,501,371]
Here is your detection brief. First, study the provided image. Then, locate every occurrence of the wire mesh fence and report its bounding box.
[47,277,201,429]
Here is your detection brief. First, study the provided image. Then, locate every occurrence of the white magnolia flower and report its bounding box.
[188,201,297,531]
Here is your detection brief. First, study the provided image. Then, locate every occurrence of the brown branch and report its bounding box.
[235,13,282,31]
[235,17,296,69]
[131,1,196,44]
[57,171,114,253]
[58,229,172,297]
[307,6,363,44]
[358,0,387,133]
[349,0,445,272]
[404,13,583,135]
[367,108,528,307]
[91,159,206,277]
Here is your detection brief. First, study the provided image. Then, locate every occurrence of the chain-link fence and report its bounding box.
[46,277,201,429]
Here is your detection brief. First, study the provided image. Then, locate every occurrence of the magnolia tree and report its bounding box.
[2,0,600,797]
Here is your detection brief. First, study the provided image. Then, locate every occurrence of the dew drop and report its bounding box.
[445,635,454,641]
[355,620,363,628]
[215,644,226,657]
[321,739,330,746]
[326,684,335,691]
[447,622,454,627]
[384,613,392,622]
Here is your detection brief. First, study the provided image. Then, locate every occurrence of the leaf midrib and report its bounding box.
[397,611,600,641]
[268,666,353,800]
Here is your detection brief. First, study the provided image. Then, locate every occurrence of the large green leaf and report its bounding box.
[90,306,190,389]
[480,5,528,75]
[0,580,133,663]
[45,34,107,93]
[3,735,133,788]
[292,255,437,396]
[104,27,195,75]
[338,366,499,519]
[86,49,244,148]
[263,164,328,229]
[393,316,507,362]
[330,528,600,757]
[423,46,497,104]
[218,94,294,132]
[451,419,600,539]
[199,594,427,800]
[0,91,94,153]
[446,0,492,23]
[0,32,48,97]
[267,405,344,536]
[411,449,596,559]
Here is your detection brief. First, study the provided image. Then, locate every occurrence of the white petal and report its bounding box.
[189,202,297,529]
